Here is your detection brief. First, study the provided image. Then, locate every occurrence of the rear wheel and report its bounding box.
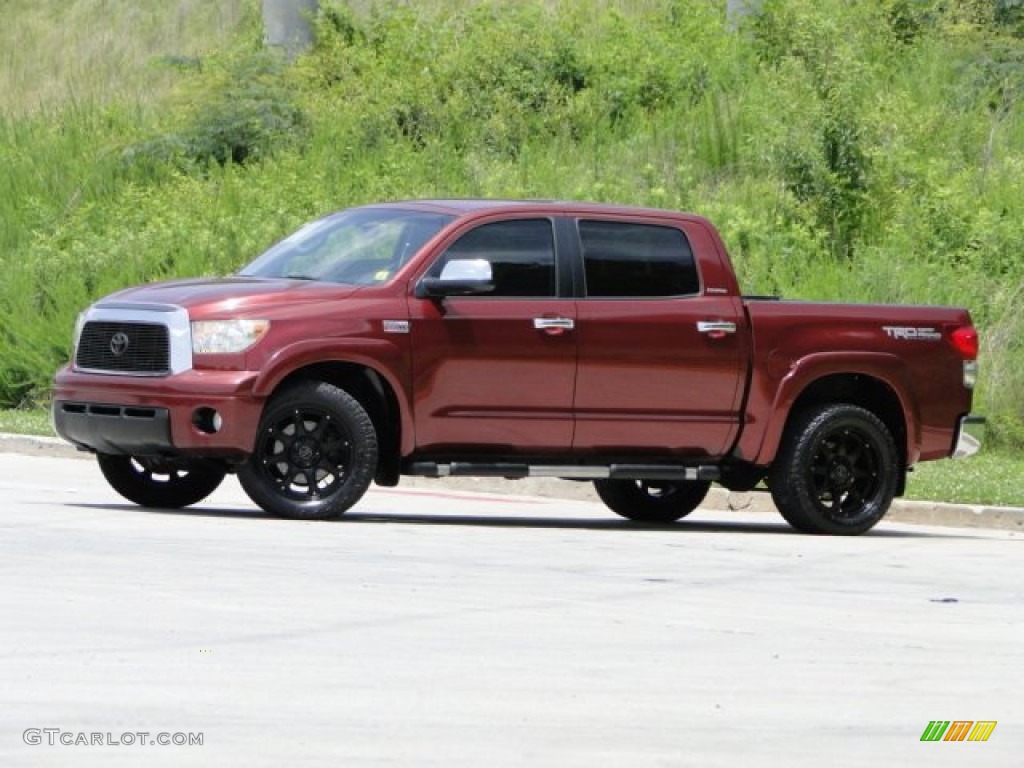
[594,479,711,523]
[238,381,378,520]
[769,404,899,535]
[97,455,226,508]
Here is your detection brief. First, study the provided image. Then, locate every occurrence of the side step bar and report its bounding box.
[406,462,720,482]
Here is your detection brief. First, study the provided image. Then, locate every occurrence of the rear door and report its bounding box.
[570,217,746,457]
[409,217,577,454]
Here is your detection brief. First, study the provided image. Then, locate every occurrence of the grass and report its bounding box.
[1,407,1020,508]
[905,451,1024,509]
[1,0,249,113]
[0,408,53,437]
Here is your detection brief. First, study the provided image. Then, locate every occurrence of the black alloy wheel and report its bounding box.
[97,454,226,508]
[238,381,378,520]
[769,404,899,535]
[594,478,712,523]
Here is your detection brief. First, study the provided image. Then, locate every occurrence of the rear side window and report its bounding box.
[431,218,556,297]
[578,220,699,298]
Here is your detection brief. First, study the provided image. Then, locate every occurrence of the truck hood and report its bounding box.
[98,277,361,317]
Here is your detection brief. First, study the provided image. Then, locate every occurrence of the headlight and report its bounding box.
[71,311,87,358]
[191,319,270,355]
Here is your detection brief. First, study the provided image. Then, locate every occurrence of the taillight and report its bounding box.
[948,325,978,360]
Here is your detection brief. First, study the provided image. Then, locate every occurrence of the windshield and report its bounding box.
[239,208,455,285]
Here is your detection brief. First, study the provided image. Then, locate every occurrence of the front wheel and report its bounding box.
[97,455,226,508]
[769,404,899,535]
[594,479,711,524]
[238,381,378,520]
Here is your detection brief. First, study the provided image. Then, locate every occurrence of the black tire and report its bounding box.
[238,381,378,520]
[97,454,226,508]
[594,478,711,524]
[769,404,899,535]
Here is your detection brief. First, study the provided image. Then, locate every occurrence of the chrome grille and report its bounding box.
[76,321,170,374]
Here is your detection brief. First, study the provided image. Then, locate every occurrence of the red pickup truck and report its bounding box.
[52,200,983,534]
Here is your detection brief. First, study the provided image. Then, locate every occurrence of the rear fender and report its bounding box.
[748,352,919,466]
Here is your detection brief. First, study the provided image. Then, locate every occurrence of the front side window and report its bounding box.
[240,208,454,285]
[578,220,699,298]
[429,219,556,297]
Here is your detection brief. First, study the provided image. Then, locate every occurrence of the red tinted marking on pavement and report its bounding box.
[371,488,544,505]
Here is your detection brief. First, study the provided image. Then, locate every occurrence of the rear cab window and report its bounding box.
[576,219,700,298]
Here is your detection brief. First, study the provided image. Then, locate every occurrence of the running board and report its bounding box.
[405,462,720,482]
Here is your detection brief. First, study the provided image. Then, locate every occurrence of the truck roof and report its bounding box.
[361,198,709,221]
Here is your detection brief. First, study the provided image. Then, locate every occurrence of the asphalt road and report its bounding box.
[1,453,1021,767]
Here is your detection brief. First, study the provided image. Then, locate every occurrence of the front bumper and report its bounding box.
[54,402,173,455]
[51,366,263,458]
[952,414,985,458]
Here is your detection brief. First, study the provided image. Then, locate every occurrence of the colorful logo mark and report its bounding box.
[921,721,997,742]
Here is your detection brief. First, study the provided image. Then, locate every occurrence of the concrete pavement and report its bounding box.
[0,451,1021,767]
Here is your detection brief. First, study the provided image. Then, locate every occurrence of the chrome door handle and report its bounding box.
[697,321,737,337]
[533,317,575,331]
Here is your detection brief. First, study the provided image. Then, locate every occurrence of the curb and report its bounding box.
[2,433,1021,531]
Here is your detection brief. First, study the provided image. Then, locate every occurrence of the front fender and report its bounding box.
[251,338,416,454]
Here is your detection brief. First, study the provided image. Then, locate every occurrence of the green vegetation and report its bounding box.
[2,0,1023,460]
[0,408,52,437]
[906,450,1024,507]
[1,0,248,112]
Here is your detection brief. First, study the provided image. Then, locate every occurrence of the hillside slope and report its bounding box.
[1,0,1023,446]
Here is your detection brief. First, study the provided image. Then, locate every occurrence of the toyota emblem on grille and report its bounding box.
[109,332,131,357]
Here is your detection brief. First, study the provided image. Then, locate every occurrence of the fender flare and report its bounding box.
[251,338,415,454]
[751,352,921,466]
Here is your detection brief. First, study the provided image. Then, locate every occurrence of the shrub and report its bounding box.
[124,52,308,172]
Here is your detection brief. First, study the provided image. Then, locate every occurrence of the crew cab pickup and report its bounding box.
[52,200,984,534]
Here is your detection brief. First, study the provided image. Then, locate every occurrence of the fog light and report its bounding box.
[192,407,222,435]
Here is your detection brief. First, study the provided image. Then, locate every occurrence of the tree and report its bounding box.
[263,0,320,59]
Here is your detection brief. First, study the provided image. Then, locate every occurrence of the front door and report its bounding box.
[409,218,577,454]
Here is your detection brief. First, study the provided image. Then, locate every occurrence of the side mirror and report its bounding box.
[415,258,495,299]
